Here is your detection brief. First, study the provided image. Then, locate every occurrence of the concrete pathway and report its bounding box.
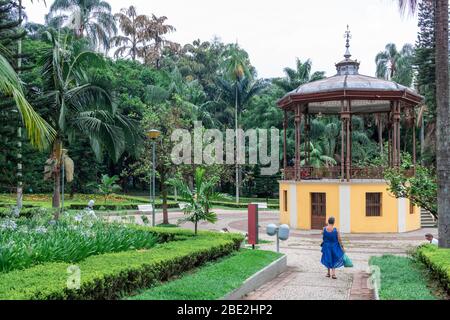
[106,209,437,300]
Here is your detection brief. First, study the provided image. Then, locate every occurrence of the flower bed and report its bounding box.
[0,228,244,300]
[416,245,450,292]
[0,210,157,273]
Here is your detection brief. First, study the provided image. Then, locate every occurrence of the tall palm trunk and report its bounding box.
[235,84,240,204]
[16,0,23,210]
[161,171,169,224]
[52,139,62,210]
[435,0,450,248]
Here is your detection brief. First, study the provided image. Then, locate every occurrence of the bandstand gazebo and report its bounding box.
[278,29,423,233]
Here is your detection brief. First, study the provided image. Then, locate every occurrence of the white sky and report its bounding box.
[24,0,418,79]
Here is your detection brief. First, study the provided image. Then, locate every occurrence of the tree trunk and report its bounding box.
[435,0,450,248]
[161,178,169,224]
[53,168,61,209]
[16,0,23,210]
[235,85,240,204]
[52,139,62,213]
[194,221,198,235]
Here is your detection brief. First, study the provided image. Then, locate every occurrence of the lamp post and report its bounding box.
[147,129,161,226]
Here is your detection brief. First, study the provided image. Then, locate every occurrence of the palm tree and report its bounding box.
[139,15,177,68]
[375,43,414,86]
[112,6,147,61]
[47,0,117,51]
[397,0,449,248]
[300,142,337,168]
[167,167,220,235]
[273,58,325,92]
[0,49,54,149]
[220,43,253,203]
[217,76,267,203]
[38,31,138,212]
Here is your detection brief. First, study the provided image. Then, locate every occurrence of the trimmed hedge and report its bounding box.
[0,207,48,219]
[166,196,279,210]
[68,202,179,211]
[416,244,450,292]
[0,228,244,300]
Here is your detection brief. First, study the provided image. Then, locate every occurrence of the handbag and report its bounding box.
[343,254,353,268]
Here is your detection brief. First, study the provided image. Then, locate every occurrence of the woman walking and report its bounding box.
[321,216,345,279]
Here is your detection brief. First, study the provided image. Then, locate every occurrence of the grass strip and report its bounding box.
[128,249,282,300]
[369,255,437,300]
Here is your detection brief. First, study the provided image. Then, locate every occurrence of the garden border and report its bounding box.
[221,254,287,300]
[0,228,244,300]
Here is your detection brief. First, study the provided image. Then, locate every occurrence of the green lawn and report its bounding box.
[369,255,438,300]
[127,249,282,300]
[0,193,280,210]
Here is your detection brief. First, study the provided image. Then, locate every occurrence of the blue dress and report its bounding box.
[321,227,344,269]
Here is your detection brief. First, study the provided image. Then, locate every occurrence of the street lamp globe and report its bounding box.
[147,129,161,140]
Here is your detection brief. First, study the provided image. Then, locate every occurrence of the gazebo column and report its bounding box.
[391,102,397,167]
[388,113,392,167]
[305,110,310,166]
[283,110,288,174]
[393,101,401,167]
[411,107,417,169]
[294,105,302,180]
[346,101,352,181]
[340,101,351,181]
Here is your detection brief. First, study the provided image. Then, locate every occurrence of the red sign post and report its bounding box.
[248,204,259,248]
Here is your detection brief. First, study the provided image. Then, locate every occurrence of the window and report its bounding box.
[366,193,382,217]
[410,202,415,214]
[283,190,288,212]
[311,193,326,217]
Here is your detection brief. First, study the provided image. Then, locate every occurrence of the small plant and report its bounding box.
[98,175,122,205]
[141,215,149,225]
[168,167,222,235]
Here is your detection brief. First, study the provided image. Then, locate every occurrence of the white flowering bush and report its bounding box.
[0,209,157,273]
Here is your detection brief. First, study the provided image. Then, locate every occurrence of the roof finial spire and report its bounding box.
[344,25,352,59]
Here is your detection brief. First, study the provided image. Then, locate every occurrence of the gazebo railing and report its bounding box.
[282,166,415,181]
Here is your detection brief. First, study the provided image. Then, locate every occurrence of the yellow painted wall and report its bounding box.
[296,183,340,230]
[278,181,421,233]
[279,183,289,225]
[350,184,398,233]
[406,200,421,231]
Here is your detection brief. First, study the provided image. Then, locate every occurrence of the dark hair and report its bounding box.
[328,216,335,225]
[425,233,433,238]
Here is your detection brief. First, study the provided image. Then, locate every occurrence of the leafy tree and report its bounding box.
[112,6,147,61]
[47,0,117,51]
[375,43,414,86]
[167,167,219,235]
[273,58,325,92]
[37,31,139,211]
[139,15,178,69]
[414,0,436,164]
[97,174,121,204]
[396,0,450,248]
[0,48,54,148]
[385,155,437,218]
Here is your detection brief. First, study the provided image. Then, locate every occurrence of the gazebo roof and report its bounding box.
[278,29,423,114]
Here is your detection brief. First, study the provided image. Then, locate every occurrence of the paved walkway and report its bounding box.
[107,209,437,300]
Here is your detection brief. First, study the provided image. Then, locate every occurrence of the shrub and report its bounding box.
[416,245,450,292]
[0,206,51,219]
[0,229,244,300]
[68,202,179,211]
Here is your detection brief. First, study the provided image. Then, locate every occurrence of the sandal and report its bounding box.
[332,275,337,279]
[326,274,331,278]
